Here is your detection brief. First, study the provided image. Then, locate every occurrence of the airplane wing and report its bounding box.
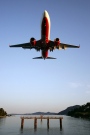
[48,41,80,49]
[60,43,80,48]
[10,42,31,48]
[9,40,41,50]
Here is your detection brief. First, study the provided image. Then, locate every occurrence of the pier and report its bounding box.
[20,116,63,129]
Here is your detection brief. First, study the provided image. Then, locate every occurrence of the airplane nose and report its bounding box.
[42,10,50,26]
[43,10,48,17]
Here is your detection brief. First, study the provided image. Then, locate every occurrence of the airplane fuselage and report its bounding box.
[41,10,50,59]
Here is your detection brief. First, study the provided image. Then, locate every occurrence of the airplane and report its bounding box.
[9,10,80,59]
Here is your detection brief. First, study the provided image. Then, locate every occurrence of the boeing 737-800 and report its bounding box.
[10,10,80,59]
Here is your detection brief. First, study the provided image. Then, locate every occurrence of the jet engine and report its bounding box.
[54,38,60,46]
[30,37,36,46]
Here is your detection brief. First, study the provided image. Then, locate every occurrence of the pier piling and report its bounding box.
[40,115,43,122]
[34,117,37,129]
[60,118,62,129]
[47,118,49,129]
[21,118,24,129]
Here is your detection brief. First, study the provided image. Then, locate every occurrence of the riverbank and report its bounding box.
[0,116,6,118]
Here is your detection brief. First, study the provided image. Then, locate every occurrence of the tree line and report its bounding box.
[68,102,90,118]
[0,108,7,116]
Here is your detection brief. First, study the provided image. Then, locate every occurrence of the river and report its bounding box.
[0,115,90,135]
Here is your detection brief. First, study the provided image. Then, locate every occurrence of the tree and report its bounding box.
[0,108,7,116]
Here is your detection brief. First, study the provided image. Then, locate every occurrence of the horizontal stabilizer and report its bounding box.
[47,57,56,59]
[33,57,43,59]
[33,56,56,59]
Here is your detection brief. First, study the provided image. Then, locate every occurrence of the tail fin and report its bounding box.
[33,56,56,59]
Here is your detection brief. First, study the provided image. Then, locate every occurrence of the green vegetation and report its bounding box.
[68,102,90,119]
[0,108,7,116]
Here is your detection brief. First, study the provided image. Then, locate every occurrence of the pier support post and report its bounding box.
[47,118,49,129]
[21,118,24,129]
[41,115,43,122]
[34,118,37,129]
[60,118,62,129]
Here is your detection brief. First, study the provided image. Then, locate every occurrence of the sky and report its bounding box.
[0,0,90,114]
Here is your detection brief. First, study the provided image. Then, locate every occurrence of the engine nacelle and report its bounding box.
[54,38,60,46]
[30,37,36,46]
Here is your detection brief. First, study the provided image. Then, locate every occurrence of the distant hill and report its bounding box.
[7,102,90,119]
[9,112,57,115]
[30,112,57,115]
[57,105,80,115]
[68,102,90,118]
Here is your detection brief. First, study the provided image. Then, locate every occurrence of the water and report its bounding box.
[0,115,90,135]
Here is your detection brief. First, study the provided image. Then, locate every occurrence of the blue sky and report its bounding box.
[0,0,90,114]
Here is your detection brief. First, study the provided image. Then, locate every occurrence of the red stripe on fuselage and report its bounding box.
[41,17,49,43]
[41,16,50,58]
[42,50,48,59]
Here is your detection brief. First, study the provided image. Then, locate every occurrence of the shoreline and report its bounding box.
[0,116,6,118]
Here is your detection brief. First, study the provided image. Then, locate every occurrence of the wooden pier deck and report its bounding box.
[20,116,63,129]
